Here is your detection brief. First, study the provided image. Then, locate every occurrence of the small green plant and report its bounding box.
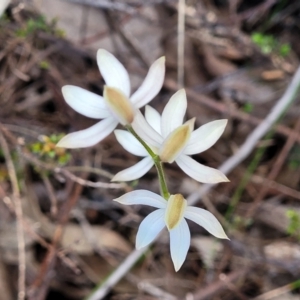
[251,32,291,57]
[279,43,291,57]
[286,209,300,239]
[16,16,49,37]
[0,12,8,22]
[39,60,50,70]
[29,133,71,165]
[242,103,254,113]
[229,215,253,230]
[288,145,300,170]
[15,15,64,38]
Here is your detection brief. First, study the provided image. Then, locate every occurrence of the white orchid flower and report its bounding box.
[57,49,165,148]
[112,89,229,183]
[114,190,228,271]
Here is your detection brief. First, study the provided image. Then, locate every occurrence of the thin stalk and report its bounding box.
[126,125,170,200]
[126,125,156,157]
[225,132,272,221]
[153,158,170,200]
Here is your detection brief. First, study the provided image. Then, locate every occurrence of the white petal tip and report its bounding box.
[56,137,71,149]
[210,172,230,183]
[136,238,150,250]
[112,197,121,203]
[61,85,70,93]
[97,48,109,57]
[56,141,63,148]
[173,259,184,272]
[178,88,187,97]
[135,244,143,250]
[61,85,75,99]
[111,171,141,182]
[215,119,228,130]
[213,228,230,240]
[212,231,229,240]
[158,56,165,63]
[174,265,181,272]
[96,49,114,66]
[221,175,230,182]
[111,174,124,182]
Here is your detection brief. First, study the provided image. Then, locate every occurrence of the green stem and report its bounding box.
[153,158,170,200]
[126,125,156,157]
[126,125,170,200]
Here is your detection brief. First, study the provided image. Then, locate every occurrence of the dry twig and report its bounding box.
[127,274,178,300]
[64,0,136,14]
[177,0,185,88]
[0,128,26,300]
[28,182,84,300]
[246,116,300,217]
[191,269,249,300]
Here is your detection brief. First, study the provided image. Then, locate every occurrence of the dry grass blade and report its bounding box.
[177,0,185,88]
[247,116,300,217]
[0,127,26,300]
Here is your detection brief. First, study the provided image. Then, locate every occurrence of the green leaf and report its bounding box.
[279,44,291,57]
[242,103,254,113]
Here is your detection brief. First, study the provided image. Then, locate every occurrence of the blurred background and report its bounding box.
[0,0,300,299]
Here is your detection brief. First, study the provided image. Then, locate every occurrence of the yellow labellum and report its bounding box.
[159,119,194,163]
[165,194,187,230]
[104,86,134,125]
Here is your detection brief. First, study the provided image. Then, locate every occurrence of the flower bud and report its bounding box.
[104,86,135,125]
[165,194,187,230]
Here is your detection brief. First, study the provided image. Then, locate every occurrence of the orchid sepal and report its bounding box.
[113,190,228,271]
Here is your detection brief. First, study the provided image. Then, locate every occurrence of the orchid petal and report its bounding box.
[132,110,163,148]
[145,106,161,135]
[161,89,187,138]
[184,207,228,239]
[136,209,166,249]
[111,157,154,182]
[184,120,228,155]
[62,85,111,119]
[114,190,167,209]
[169,218,190,271]
[176,154,229,183]
[131,57,165,108]
[97,49,130,97]
[56,117,118,148]
[114,130,148,157]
